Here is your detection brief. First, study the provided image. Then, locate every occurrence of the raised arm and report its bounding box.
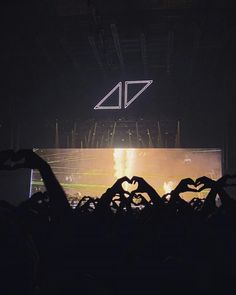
[96,176,130,215]
[195,176,218,217]
[130,176,163,207]
[13,150,71,218]
[169,178,198,214]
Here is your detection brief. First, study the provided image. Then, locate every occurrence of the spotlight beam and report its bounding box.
[111,24,124,71]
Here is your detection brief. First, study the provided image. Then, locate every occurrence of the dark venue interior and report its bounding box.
[1,1,236,294]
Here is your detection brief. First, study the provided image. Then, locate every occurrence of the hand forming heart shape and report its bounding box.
[0,149,46,170]
[173,178,209,194]
[121,179,138,193]
[112,176,197,196]
[112,176,154,196]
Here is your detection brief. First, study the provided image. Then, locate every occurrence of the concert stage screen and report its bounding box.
[31,148,222,201]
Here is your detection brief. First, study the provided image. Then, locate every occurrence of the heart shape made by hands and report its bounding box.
[184,181,206,193]
[121,179,138,193]
[186,183,198,191]
[193,178,210,193]
[194,182,206,192]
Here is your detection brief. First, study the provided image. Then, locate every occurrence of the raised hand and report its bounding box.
[0,150,15,170]
[184,175,236,193]
[109,176,131,195]
[173,178,198,194]
[97,177,131,215]
[15,150,70,216]
[11,149,48,170]
[195,176,216,191]
[130,176,155,194]
[0,149,70,219]
[130,176,163,206]
[0,149,48,171]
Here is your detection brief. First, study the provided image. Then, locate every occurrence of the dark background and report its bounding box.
[1,0,236,204]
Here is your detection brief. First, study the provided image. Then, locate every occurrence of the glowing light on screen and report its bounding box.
[113,148,136,174]
[31,148,222,201]
[113,149,125,178]
[113,148,136,191]
[163,181,175,194]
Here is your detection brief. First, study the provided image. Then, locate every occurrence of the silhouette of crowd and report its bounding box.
[1,149,236,295]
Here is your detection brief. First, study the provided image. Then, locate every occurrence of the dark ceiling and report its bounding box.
[1,0,236,150]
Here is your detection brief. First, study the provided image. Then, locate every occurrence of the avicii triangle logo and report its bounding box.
[124,80,153,108]
[94,80,153,110]
[94,82,122,110]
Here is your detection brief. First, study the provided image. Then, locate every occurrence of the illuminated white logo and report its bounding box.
[124,80,153,108]
[94,82,122,110]
[94,80,153,110]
